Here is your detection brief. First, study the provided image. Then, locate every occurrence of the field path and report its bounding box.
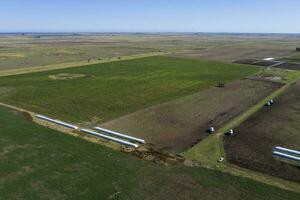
[0,102,122,150]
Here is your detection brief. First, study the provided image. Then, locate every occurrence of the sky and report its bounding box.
[1,0,300,33]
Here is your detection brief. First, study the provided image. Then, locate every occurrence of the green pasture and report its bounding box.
[0,56,259,123]
[0,106,299,199]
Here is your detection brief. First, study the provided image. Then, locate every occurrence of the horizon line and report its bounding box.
[1,31,300,35]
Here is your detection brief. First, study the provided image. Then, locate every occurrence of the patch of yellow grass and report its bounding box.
[0,53,25,59]
[49,73,89,80]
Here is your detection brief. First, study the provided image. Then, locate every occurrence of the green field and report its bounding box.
[0,56,259,123]
[1,106,300,199]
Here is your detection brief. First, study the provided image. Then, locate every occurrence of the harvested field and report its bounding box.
[101,78,282,153]
[173,47,294,62]
[224,80,300,183]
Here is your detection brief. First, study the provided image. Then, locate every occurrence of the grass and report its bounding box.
[282,52,300,62]
[182,132,224,166]
[1,106,300,199]
[263,68,300,83]
[0,52,167,77]
[0,36,158,71]
[0,56,259,123]
[1,34,299,71]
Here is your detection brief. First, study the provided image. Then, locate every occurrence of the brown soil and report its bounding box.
[127,146,185,165]
[224,81,300,183]
[20,111,33,122]
[100,78,282,154]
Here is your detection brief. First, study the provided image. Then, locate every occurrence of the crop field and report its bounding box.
[1,33,300,198]
[224,80,300,183]
[1,106,300,199]
[101,78,282,153]
[0,56,259,123]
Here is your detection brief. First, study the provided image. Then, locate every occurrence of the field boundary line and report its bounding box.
[0,102,121,150]
[0,51,169,77]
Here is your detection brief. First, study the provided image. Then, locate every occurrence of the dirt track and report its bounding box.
[224,81,300,183]
[101,78,282,154]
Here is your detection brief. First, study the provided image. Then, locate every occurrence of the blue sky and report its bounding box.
[1,0,300,33]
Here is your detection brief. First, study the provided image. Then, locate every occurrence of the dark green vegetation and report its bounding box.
[1,106,300,199]
[224,80,300,183]
[0,56,259,123]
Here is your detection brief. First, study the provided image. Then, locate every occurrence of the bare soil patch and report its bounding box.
[0,87,13,95]
[224,81,300,183]
[49,73,91,80]
[101,78,282,154]
[249,74,282,83]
